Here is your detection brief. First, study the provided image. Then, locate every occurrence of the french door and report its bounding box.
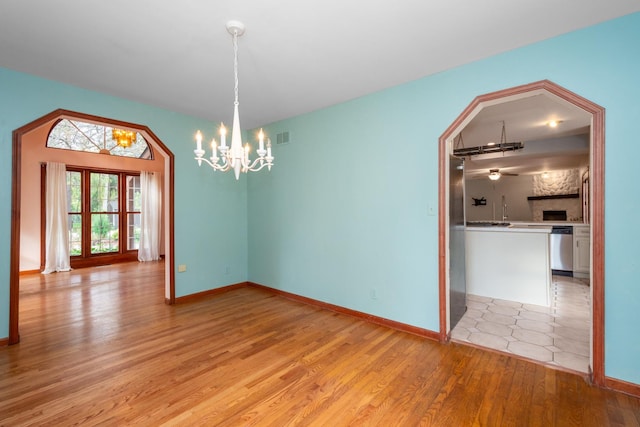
[43,167,141,269]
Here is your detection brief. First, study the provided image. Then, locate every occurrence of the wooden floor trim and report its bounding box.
[174,282,249,304]
[248,282,441,341]
[18,269,40,276]
[606,376,640,398]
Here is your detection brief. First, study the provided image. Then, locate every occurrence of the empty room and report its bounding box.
[1,1,640,425]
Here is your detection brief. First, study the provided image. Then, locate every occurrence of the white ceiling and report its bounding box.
[1,1,639,132]
[3,2,636,181]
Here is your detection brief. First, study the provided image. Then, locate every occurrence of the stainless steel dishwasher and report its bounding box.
[550,226,573,276]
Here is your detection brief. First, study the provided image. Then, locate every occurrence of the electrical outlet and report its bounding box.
[225,266,230,275]
[370,288,378,300]
[178,264,187,273]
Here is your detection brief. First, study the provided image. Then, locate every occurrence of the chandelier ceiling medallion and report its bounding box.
[193,20,274,180]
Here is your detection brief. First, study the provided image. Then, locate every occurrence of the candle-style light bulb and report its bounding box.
[195,130,203,152]
[211,139,217,160]
[220,123,227,148]
[258,128,265,152]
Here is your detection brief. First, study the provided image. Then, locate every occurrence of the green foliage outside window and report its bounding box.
[91,214,119,254]
[66,170,139,256]
[89,173,119,254]
[90,173,119,213]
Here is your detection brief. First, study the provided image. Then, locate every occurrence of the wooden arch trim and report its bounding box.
[9,109,176,345]
[437,80,605,386]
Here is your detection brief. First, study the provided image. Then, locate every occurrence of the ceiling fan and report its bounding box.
[488,168,518,180]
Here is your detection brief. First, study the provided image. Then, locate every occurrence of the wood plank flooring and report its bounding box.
[1,261,639,426]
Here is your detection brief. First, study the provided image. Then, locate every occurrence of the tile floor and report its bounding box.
[451,275,591,373]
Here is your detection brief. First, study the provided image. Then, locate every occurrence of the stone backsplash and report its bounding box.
[532,169,579,196]
[531,169,582,222]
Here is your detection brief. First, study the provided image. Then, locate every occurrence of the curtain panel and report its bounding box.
[43,162,71,274]
[138,171,161,262]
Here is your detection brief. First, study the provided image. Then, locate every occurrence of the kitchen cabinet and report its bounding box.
[573,225,590,278]
[465,225,552,306]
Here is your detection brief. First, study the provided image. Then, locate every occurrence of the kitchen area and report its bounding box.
[453,167,592,373]
[464,166,591,306]
[448,94,593,373]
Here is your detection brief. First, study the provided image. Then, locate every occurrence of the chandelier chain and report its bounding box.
[233,30,239,106]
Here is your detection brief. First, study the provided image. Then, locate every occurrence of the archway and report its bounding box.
[9,109,175,345]
[438,80,604,385]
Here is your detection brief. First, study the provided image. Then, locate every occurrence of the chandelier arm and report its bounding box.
[245,160,274,172]
[193,156,232,171]
[244,157,265,171]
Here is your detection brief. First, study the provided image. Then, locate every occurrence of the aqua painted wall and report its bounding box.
[0,67,249,336]
[1,12,639,386]
[248,13,640,385]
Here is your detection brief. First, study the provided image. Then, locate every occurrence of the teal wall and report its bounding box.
[0,67,249,334]
[248,13,640,385]
[1,12,639,386]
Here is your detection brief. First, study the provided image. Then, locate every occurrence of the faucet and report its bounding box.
[502,195,508,221]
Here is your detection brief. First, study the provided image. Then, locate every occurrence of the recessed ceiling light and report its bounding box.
[548,120,562,128]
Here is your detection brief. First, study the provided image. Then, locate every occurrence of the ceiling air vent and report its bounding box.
[276,131,290,145]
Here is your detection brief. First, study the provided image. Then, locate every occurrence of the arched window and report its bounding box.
[44,118,153,268]
[47,119,153,159]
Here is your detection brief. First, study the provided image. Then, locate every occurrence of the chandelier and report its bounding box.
[194,21,274,180]
[112,128,137,148]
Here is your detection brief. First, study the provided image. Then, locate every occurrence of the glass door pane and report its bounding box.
[90,173,119,213]
[90,173,119,254]
[128,213,141,250]
[91,213,119,254]
[68,214,82,256]
[126,175,141,250]
[66,171,82,256]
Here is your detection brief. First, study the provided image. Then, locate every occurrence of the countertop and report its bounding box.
[466,224,552,233]
[465,221,589,233]
[509,221,587,227]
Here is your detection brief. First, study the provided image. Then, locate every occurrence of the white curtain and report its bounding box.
[43,162,71,274]
[138,171,161,261]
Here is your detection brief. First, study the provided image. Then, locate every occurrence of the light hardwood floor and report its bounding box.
[2,261,639,426]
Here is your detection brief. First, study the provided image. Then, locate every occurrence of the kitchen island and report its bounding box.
[465,224,552,307]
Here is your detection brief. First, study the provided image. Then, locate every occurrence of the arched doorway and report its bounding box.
[9,109,175,345]
[438,80,604,385]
